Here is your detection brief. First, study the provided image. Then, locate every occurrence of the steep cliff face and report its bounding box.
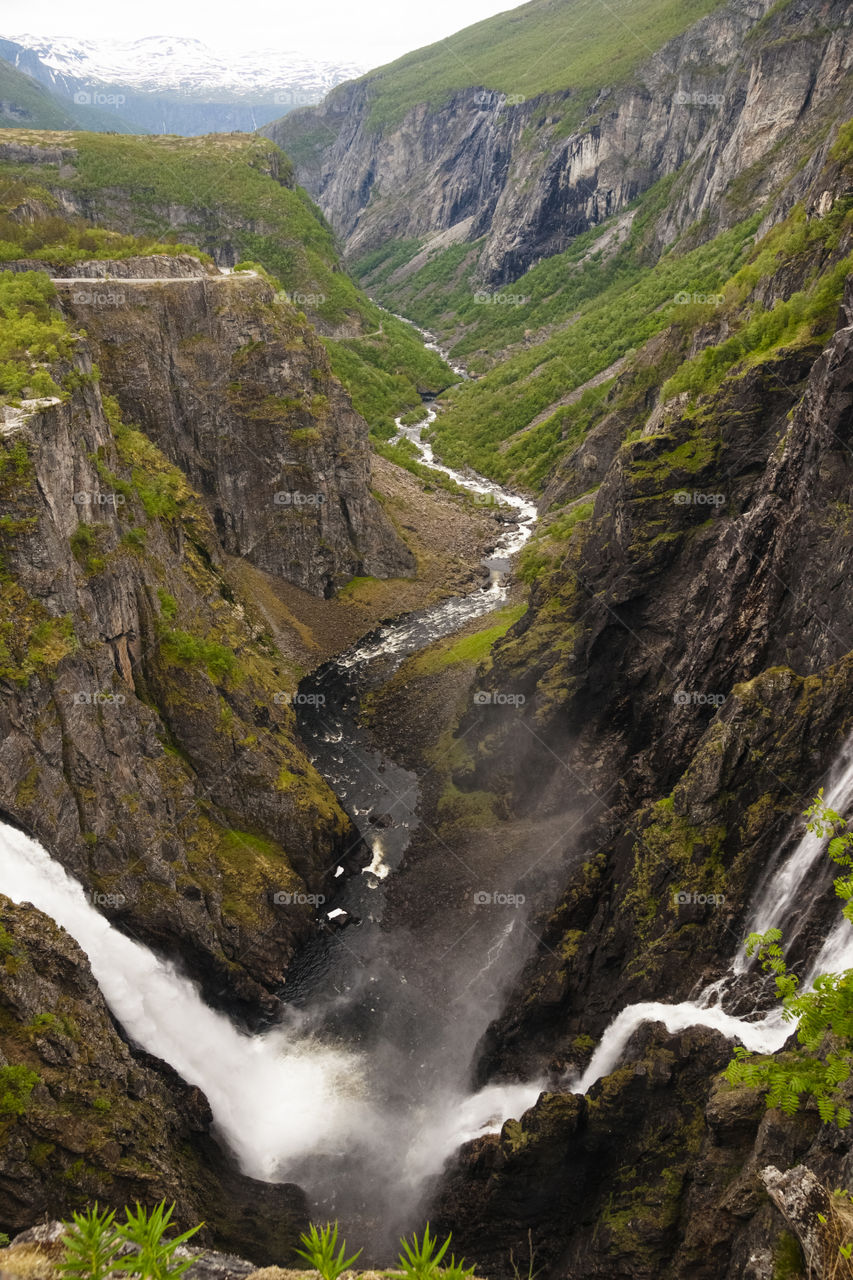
[0,894,308,1259]
[56,258,414,596]
[269,0,853,286]
[398,112,853,1280]
[0,309,360,1021]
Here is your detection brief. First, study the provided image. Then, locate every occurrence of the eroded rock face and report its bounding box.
[0,341,359,1021]
[56,260,413,597]
[0,896,308,1262]
[269,0,853,285]
[430,1021,853,1280]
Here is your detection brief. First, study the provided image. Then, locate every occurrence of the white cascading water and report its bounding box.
[573,737,853,1093]
[0,820,543,1185]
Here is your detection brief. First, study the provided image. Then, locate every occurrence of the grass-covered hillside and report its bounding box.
[0,130,451,434]
[349,0,724,130]
[428,180,853,491]
[0,57,138,133]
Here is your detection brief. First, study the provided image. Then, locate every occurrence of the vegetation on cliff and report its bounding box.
[0,132,451,434]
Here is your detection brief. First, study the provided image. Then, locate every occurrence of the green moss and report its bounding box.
[772,1229,805,1279]
[437,781,497,831]
[70,523,107,575]
[158,628,239,685]
[0,1064,40,1117]
[407,603,527,676]
[625,795,728,942]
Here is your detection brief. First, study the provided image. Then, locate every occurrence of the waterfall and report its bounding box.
[0,819,543,1194]
[573,735,853,1094]
[0,821,378,1179]
[732,736,853,973]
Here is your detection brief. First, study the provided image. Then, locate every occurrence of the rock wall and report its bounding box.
[0,894,308,1261]
[0,331,360,1022]
[269,0,853,285]
[56,258,413,597]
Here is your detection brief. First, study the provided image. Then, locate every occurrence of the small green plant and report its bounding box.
[59,1205,122,1280]
[295,1221,362,1280]
[0,1231,9,1247]
[509,1231,540,1280]
[395,1225,452,1280]
[116,1201,202,1279]
[60,1201,202,1280]
[439,1256,476,1280]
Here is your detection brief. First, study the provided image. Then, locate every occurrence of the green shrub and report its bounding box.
[0,1064,40,1117]
[60,1201,202,1280]
[159,628,238,684]
[727,791,853,1124]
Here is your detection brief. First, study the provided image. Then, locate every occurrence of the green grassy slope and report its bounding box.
[0,58,138,133]
[428,179,853,492]
[351,0,725,129]
[0,130,451,434]
[0,58,81,130]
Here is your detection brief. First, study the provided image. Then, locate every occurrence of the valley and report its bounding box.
[0,0,853,1277]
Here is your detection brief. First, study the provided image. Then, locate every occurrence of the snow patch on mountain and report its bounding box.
[3,33,363,101]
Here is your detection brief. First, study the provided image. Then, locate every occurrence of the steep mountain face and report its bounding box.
[54,260,414,596]
[0,302,362,1021]
[0,34,363,136]
[269,0,851,285]
[0,56,126,131]
[414,86,853,1280]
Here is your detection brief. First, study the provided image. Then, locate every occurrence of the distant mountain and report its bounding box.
[0,54,137,131]
[0,34,364,134]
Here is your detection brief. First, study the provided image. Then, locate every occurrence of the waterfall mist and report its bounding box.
[0,819,545,1256]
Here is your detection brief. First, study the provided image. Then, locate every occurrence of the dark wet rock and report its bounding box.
[0,898,307,1262]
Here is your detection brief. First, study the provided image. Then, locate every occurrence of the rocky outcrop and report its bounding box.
[0,895,307,1261]
[0,331,361,1021]
[269,0,853,285]
[430,1022,841,1280]
[56,260,414,597]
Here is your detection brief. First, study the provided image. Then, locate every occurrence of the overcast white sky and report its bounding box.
[6,0,529,66]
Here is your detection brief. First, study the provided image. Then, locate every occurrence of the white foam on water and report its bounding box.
[0,822,377,1181]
